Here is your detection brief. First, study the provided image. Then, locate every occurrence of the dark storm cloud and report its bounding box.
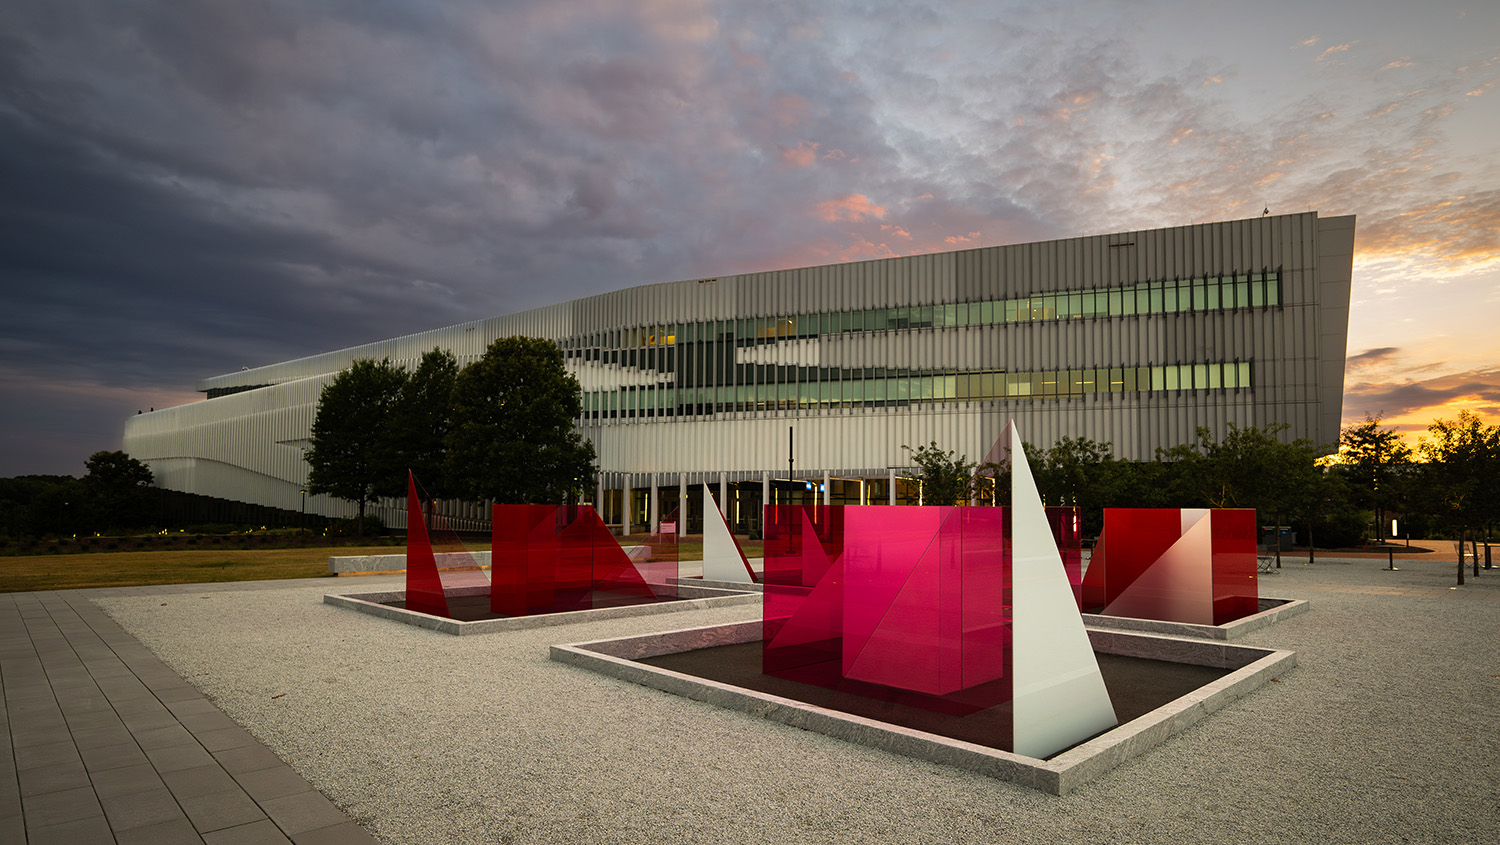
[2,0,1496,474]
[0,0,930,472]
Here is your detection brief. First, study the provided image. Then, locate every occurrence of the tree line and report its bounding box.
[906,411,1500,552]
[304,337,597,530]
[0,451,156,538]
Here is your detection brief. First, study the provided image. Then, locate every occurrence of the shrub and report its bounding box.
[1312,509,1371,549]
[329,515,385,537]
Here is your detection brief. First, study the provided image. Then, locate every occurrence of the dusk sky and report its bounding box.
[2,0,1496,477]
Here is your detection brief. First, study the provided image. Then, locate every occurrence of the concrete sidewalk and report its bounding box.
[1,584,376,844]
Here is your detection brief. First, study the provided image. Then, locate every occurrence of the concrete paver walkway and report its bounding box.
[0,586,375,844]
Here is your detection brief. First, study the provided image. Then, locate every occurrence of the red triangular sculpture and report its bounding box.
[405,472,448,617]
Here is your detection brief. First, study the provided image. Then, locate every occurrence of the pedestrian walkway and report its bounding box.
[0,587,376,844]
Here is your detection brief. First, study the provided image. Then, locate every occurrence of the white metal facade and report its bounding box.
[123,211,1355,525]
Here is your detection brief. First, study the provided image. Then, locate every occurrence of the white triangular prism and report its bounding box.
[1007,420,1118,758]
[702,486,755,583]
[1102,508,1214,624]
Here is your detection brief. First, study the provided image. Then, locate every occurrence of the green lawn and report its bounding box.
[0,546,397,593]
[0,536,768,593]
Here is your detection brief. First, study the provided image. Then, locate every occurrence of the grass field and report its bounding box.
[0,535,769,593]
[0,546,399,593]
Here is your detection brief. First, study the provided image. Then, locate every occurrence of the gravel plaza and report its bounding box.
[4,551,1498,844]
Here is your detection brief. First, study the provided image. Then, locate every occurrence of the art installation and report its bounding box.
[1048,506,1083,607]
[762,421,1117,758]
[404,471,679,619]
[491,504,679,616]
[405,472,488,618]
[700,486,757,583]
[1081,508,1258,625]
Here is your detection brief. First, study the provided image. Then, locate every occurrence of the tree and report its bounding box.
[1033,436,1129,536]
[1414,411,1500,580]
[1336,413,1412,541]
[1157,423,1325,565]
[903,442,975,506]
[0,475,82,537]
[82,451,154,531]
[445,337,596,504]
[305,358,407,532]
[383,348,459,500]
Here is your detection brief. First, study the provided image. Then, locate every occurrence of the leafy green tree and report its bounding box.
[445,337,596,504]
[306,358,407,532]
[383,348,459,500]
[1414,411,1500,579]
[1032,436,1131,536]
[1157,423,1325,564]
[1336,413,1413,541]
[82,451,154,531]
[903,442,976,506]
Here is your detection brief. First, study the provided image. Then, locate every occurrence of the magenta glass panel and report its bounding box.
[841,507,951,693]
[762,505,1014,715]
[959,507,1010,691]
[404,473,449,618]
[1211,508,1259,624]
[1046,507,1083,609]
[761,505,846,674]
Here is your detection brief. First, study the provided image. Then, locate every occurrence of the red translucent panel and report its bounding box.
[762,505,1014,715]
[1046,507,1083,609]
[489,504,667,617]
[405,472,489,618]
[630,507,680,594]
[1210,508,1258,624]
[404,473,448,617]
[1084,508,1260,625]
[1081,508,1182,613]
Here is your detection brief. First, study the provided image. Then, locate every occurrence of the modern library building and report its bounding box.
[123,211,1355,534]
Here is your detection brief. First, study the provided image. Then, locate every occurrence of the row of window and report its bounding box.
[581,271,1281,351]
[580,361,1251,419]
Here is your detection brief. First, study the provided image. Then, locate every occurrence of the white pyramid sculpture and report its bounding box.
[702,486,756,583]
[1005,420,1119,758]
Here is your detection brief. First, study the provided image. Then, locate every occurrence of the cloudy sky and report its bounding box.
[2,0,1496,476]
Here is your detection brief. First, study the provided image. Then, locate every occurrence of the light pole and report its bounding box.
[300,490,307,535]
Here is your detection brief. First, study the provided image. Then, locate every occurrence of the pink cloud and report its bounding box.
[780,140,819,167]
[815,193,886,222]
[943,232,981,245]
[769,91,811,128]
[1316,43,1355,63]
